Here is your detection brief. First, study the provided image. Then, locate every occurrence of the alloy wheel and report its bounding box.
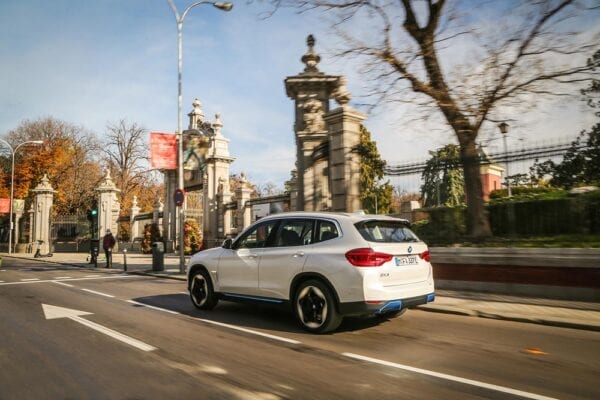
[296,285,328,329]
[190,274,208,307]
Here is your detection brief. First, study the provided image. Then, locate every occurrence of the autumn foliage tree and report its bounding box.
[1,117,101,215]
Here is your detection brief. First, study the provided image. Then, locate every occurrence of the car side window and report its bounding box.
[234,220,278,250]
[316,220,339,242]
[275,219,314,247]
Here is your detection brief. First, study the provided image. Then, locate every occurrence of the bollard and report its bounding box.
[123,248,128,272]
[90,239,99,268]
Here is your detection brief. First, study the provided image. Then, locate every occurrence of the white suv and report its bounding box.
[187,211,435,333]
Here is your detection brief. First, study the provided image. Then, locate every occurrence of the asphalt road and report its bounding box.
[1,258,599,400]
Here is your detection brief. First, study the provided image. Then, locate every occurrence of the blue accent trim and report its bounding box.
[222,293,284,304]
[377,300,402,314]
[427,293,435,302]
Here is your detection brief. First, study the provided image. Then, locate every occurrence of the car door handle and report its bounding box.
[246,254,258,259]
[293,252,305,258]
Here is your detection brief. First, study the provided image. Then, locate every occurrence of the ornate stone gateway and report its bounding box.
[163,99,234,250]
[285,35,364,212]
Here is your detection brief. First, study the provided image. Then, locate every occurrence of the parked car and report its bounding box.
[187,211,435,333]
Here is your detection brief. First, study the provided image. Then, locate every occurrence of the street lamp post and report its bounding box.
[0,139,44,254]
[166,0,233,273]
[498,122,512,198]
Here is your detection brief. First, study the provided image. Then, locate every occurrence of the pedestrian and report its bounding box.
[102,229,116,268]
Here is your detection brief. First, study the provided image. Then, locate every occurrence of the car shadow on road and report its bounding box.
[131,293,387,335]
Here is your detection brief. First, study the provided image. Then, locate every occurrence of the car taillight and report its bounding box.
[419,250,431,262]
[345,248,393,267]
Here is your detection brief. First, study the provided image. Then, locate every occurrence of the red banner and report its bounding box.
[150,132,177,170]
[0,198,9,214]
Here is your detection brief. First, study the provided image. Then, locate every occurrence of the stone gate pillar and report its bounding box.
[203,112,234,244]
[96,170,121,246]
[130,196,140,242]
[285,35,347,211]
[217,176,233,240]
[31,174,55,254]
[235,174,252,230]
[27,204,34,251]
[153,198,163,224]
[325,77,365,212]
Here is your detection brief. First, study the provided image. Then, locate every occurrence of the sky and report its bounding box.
[0,0,597,192]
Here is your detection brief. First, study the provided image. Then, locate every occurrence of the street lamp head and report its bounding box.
[498,122,509,135]
[30,140,44,145]
[213,2,233,11]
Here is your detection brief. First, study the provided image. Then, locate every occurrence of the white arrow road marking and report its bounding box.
[42,304,156,352]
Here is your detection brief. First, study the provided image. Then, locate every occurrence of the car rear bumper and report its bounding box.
[339,293,435,316]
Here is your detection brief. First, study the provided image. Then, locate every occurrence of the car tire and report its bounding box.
[189,269,218,310]
[293,279,342,333]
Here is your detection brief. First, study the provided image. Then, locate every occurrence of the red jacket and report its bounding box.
[103,233,115,250]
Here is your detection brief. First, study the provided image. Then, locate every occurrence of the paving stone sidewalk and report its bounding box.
[3,252,600,332]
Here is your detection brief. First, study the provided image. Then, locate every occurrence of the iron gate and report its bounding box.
[51,213,91,252]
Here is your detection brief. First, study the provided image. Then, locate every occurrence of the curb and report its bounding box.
[1,254,97,270]
[418,305,600,332]
[129,270,187,281]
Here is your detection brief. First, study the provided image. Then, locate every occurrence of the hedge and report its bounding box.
[413,190,600,242]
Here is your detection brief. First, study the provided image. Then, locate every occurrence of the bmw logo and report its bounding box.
[407,246,412,253]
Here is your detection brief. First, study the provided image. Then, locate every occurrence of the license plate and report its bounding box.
[395,256,417,266]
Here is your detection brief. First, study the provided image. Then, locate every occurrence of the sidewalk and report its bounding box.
[2,251,600,332]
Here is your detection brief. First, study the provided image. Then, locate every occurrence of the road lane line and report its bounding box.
[21,278,40,281]
[54,276,72,279]
[127,300,180,315]
[52,281,74,287]
[29,270,300,347]
[125,300,301,345]
[81,288,115,298]
[196,318,301,345]
[0,275,138,286]
[342,353,559,400]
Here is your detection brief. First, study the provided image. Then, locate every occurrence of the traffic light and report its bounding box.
[91,200,98,217]
[88,200,98,239]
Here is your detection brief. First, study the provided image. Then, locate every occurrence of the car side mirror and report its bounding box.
[222,238,233,249]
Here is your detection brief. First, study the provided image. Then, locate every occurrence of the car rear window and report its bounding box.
[354,220,419,243]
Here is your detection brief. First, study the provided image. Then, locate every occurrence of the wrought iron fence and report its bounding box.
[51,213,91,252]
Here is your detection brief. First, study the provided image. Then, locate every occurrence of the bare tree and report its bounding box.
[102,120,151,211]
[257,181,284,197]
[261,0,599,237]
